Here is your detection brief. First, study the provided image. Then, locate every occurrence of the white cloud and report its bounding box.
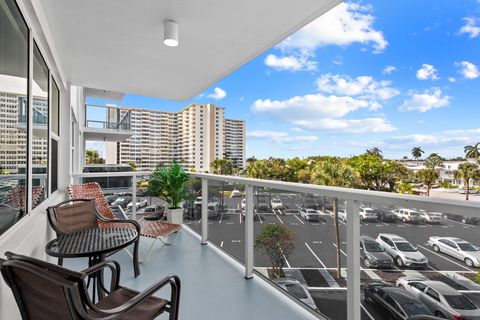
[416,64,439,80]
[264,53,316,72]
[460,17,480,38]
[247,130,317,144]
[316,74,400,100]
[448,77,457,83]
[293,117,396,133]
[383,65,397,75]
[279,3,387,53]
[455,61,480,79]
[207,87,227,100]
[387,133,478,146]
[399,88,450,112]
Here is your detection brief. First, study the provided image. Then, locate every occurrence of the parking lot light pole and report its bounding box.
[201,178,208,245]
[346,199,360,320]
[245,184,254,279]
[132,174,137,220]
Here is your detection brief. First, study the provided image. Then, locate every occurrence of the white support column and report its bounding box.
[26,30,33,214]
[245,184,254,279]
[131,174,137,220]
[201,178,208,244]
[346,199,361,320]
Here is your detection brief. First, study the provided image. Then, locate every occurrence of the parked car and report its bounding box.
[360,235,394,269]
[338,208,347,222]
[417,210,442,224]
[301,199,321,211]
[361,281,434,319]
[458,188,479,194]
[396,276,480,319]
[428,236,480,267]
[111,196,132,208]
[105,194,119,205]
[273,278,318,311]
[359,207,378,222]
[375,208,399,222]
[299,208,321,222]
[393,208,422,224]
[256,200,270,211]
[376,233,428,268]
[270,197,284,210]
[127,198,148,210]
[443,213,480,225]
[241,198,246,210]
[230,190,242,198]
[143,205,165,220]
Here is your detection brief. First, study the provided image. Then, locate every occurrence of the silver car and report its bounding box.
[360,236,394,269]
[376,233,428,268]
[273,278,318,311]
[428,236,480,267]
[396,276,480,319]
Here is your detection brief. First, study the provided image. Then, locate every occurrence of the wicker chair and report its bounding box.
[0,252,180,320]
[47,199,141,277]
[68,183,182,261]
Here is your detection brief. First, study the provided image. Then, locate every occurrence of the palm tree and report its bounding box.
[424,153,443,170]
[85,149,105,164]
[366,147,382,158]
[415,168,439,196]
[411,147,424,164]
[464,143,480,160]
[210,159,234,211]
[312,158,357,278]
[454,163,480,200]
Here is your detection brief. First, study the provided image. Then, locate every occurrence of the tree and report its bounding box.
[366,147,382,158]
[465,143,480,160]
[128,161,137,171]
[245,157,257,167]
[396,182,414,194]
[210,159,234,211]
[312,157,357,278]
[424,153,443,170]
[454,163,480,200]
[416,168,439,196]
[86,149,105,164]
[411,147,424,164]
[383,160,411,191]
[347,154,385,190]
[254,224,295,278]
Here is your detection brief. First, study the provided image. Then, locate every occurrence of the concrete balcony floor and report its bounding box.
[64,227,320,320]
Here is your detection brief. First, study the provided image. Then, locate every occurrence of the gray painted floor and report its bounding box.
[65,227,321,320]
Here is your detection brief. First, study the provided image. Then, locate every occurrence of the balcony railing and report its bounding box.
[71,171,480,320]
[84,104,131,131]
[18,97,47,125]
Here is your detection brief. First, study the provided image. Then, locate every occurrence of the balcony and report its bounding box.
[13,97,48,139]
[83,104,133,142]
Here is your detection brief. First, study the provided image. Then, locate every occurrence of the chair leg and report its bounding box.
[133,239,140,278]
[159,231,179,246]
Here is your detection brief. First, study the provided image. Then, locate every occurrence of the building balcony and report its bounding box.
[83,104,133,142]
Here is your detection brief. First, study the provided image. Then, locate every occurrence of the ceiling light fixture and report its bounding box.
[164,20,179,47]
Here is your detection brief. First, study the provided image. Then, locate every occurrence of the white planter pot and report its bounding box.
[166,207,183,224]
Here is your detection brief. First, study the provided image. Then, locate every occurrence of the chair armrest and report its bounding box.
[89,274,181,318]
[81,260,121,292]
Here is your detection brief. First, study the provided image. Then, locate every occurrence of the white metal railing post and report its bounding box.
[346,199,360,320]
[131,174,137,220]
[245,184,254,279]
[201,178,208,244]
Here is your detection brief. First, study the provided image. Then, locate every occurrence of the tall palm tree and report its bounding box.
[454,163,480,200]
[312,158,357,278]
[464,143,480,160]
[415,168,439,196]
[210,159,234,210]
[411,147,424,164]
[366,147,382,158]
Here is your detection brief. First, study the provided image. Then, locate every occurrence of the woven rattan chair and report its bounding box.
[68,183,182,261]
[0,252,180,320]
[47,199,141,277]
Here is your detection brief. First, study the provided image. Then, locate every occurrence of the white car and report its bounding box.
[271,198,283,209]
[376,233,428,268]
[230,190,241,198]
[458,188,479,194]
[428,236,480,267]
[417,210,442,224]
[127,198,148,210]
[392,208,422,224]
[273,278,318,311]
[300,208,321,222]
[396,276,480,319]
[338,208,347,222]
[359,207,378,222]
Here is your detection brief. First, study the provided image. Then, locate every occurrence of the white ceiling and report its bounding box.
[39,0,341,101]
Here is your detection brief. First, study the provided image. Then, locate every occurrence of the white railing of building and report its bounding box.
[72,171,480,320]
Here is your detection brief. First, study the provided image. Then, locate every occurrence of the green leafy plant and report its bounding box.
[475,272,480,285]
[148,160,189,209]
[254,224,295,278]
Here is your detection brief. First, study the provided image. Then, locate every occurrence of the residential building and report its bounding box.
[102,104,244,172]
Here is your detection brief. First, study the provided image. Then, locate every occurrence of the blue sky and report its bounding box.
[87,0,480,160]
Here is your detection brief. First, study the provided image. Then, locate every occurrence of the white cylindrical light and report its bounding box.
[164,20,178,47]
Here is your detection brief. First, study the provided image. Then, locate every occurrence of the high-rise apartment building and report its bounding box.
[105,103,245,172]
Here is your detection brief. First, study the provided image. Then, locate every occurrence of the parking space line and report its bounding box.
[304,242,327,268]
[274,211,284,224]
[220,241,224,248]
[417,245,474,272]
[293,214,305,224]
[219,212,225,223]
[361,304,375,320]
[332,243,347,257]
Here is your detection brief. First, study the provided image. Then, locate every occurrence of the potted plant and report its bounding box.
[148,160,188,224]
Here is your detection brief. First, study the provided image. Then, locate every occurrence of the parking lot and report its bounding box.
[185,190,480,320]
